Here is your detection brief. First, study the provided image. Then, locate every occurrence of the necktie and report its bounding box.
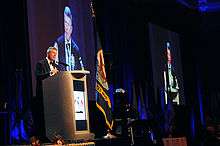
[66,43,71,71]
[66,43,70,51]
[49,61,54,70]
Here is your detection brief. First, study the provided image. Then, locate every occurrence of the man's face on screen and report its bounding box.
[167,48,172,64]
[48,49,57,61]
[64,14,72,41]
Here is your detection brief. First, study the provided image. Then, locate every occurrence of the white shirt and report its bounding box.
[65,38,74,71]
[46,57,56,76]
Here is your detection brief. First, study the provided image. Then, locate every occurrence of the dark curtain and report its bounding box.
[94,0,164,139]
[94,0,205,141]
[0,0,32,144]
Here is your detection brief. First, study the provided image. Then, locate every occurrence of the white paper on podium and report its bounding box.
[74,91,86,120]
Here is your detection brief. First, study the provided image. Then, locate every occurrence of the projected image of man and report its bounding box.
[163,42,180,105]
[54,6,84,71]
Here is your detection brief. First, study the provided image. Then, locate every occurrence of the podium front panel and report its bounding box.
[73,80,88,131]
[43,72,75,140]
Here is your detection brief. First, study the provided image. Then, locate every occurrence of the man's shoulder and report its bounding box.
[71,39,80,51]
[37,58,47,65]
[56,35,65,43]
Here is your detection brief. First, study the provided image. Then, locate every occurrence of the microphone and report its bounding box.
[79,57,84,70]
[55,61,69,67]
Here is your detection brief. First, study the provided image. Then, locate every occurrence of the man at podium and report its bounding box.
[32,46,59,141]
[35,47,59,79]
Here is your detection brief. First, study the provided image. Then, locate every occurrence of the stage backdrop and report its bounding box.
[149,23,185,105]
[27,0,96,100]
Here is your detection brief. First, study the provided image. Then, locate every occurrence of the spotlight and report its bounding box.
[52,134,65,145]
[115,88,125,94]
[30,136,40,146]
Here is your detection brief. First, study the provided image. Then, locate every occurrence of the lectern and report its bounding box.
[42,70,94,140]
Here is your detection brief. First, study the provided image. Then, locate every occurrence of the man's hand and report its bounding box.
[50,68,59,76]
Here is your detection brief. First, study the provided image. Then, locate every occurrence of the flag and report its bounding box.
[95,33,113,130]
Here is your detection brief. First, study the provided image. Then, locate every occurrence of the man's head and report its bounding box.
[47,47,57,61]
[166,42,172,64]
[167,48,172,64]
[64,6,73,41]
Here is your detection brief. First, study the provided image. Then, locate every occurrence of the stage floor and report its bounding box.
[3,137,162,146]
[3,136,220,146]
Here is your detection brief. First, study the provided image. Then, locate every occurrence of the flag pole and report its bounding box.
[90,0,116,139]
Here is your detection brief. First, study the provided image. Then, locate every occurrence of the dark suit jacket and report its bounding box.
[56,35,82,70]
[35,58,51,98]
[33,58,52,137]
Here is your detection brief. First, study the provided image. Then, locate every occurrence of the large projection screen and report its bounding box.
[149,23,185,105]
[27,0,96,100]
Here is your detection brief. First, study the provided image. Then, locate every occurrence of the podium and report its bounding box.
[42,70,94,140]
